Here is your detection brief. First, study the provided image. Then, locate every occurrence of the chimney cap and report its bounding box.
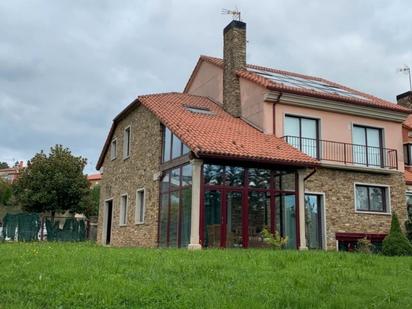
[396,91,412,101]
[224,20,246,34]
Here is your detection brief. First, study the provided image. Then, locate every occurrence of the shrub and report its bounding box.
[404,206,412,243]
[382,213,412,256]
[356,237,372,254]
[261,228,288,250]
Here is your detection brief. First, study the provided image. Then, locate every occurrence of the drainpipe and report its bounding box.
[272,92,283,136]
[304,168,317,182]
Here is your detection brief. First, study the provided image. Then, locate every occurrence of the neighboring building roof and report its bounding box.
[405,168,412,185]
[87,173,102,181]
[185,55,410,114]
[403,115,412,129]
[96,92,318,169]
[0,162,24,183]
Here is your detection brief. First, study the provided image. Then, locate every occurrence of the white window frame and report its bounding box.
[354,182,391,215]
[123,125,131,160]
[119,194,128,226]
[135,188,146,224]
[304,191,327,250]
[110,138,117,160]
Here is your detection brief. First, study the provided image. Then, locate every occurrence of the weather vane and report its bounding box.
[398,65,412,91]
[221,8,241,21]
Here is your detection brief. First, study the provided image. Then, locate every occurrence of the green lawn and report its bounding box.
[0,243,412,309]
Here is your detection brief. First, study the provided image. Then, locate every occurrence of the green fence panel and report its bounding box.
[2,213,87,242]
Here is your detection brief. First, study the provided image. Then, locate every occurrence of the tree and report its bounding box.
[80,184,100,219]
[382,213,412,256]
[13,145,89,217]
[0,162,9,169]
[0,179,12,205]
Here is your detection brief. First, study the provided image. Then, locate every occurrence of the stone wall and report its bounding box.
[96,104,162,247]
[304,167,407,249]
[223,20,246,117]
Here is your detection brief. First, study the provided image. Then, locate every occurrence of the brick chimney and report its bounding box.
[397,91,412,109]
[223,20,246,117]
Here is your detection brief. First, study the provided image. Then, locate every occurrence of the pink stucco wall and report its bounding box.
[185,61,223,103]
[273,103,405,171]
[239,78,267,131]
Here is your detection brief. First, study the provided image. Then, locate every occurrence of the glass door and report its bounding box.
[248,191,271,248]
[304,194,322,249]
[284,115,319,158]
[204,190,222,248]
[225,191,243,248]
[204,189,244,248]
[352,125,382,167]
[275,192,297,249]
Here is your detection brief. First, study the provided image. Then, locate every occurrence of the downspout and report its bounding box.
[303,168,317,182]
[272,92,283,136]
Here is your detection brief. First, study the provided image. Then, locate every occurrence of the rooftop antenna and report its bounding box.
[221,8,241,21]
[398,65,412,91]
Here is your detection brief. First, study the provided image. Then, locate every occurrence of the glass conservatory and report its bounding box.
[201,164,299,249]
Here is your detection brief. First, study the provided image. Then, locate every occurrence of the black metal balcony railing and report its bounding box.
[283,136,398,170]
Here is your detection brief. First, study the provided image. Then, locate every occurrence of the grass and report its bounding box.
[0,243,412,309]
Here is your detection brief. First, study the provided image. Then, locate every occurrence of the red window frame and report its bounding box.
[158,163,192,248]
[200,164,299,249]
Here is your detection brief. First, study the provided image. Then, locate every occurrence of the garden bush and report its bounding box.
[356,237,372,254]
[261,228,288,249]
[382,213,412,256]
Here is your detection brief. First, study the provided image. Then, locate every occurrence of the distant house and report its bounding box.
[399,92,412,216]
[87,173,102,188]
[0,161,24,183]
[96,20,411,250]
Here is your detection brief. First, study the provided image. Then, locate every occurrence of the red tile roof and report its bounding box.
[87,173,102,181]
[96,92,318,169]
[194,55,410,114]
[404,115,412,129]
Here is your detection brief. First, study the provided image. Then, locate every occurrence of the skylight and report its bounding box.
[184,105,214,115]
[248,68,366,100]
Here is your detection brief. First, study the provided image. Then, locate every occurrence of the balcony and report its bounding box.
[283,136,398,170]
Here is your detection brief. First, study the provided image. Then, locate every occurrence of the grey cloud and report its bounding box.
[0,0,410,173]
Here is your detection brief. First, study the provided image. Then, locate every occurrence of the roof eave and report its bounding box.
[95,99,140,170]
[196,152,319,168]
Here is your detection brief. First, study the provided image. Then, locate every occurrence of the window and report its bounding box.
[159,163,192,248]
[120,194,128,225]
[284,115,318,158]
[110,139,117,160]
[162,126,190,162]
[135,189,145,224]
[407,193,412,220]
[355,184,388,213]
[123,126,131,159]
[184,105,214,115]
[404,144,412,165]
[172,135,182,160]
[352,125,382,167]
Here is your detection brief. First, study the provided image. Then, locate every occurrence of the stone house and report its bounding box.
[96,20,411,250]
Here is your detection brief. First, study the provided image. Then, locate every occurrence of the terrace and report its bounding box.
[283,135,398,170]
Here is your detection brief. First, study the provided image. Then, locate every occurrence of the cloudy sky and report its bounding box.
[1,1,411,174]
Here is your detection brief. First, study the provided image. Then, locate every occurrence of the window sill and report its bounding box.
[135,222,145,225]
[119,224,128,227]
[111,157,116,161]
[355,210,391,216]
[123,156,130,161]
